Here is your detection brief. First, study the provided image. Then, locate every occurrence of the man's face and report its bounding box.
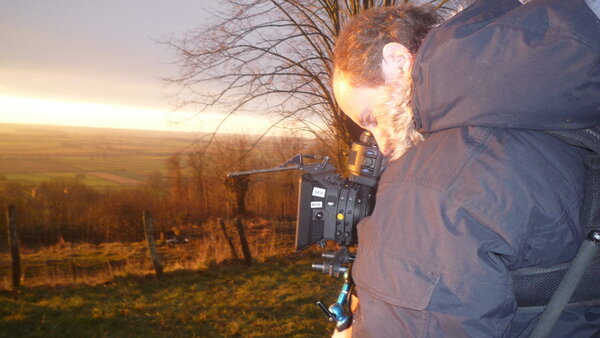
[332,70,392,156]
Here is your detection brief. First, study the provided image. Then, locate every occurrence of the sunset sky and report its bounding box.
[0,0,277,134]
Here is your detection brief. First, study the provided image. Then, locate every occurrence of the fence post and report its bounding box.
[225,176,253,266]
[234,217,252,266]
[219,218,239,259]
[7,205,21,288]
[142,211,163,278]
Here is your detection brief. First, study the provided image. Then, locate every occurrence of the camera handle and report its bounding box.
[317,269,354,331]
[314,247,355,331]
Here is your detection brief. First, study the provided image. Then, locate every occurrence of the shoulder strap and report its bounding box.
[525,127,600,338]
[548,126,600,154]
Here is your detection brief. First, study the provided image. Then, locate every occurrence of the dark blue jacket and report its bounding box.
[351,0,600,336]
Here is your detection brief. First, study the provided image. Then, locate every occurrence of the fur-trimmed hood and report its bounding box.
[411,0,600,133]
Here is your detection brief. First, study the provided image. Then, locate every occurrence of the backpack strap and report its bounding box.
[512,254,600,312]
[549,126,600,155]
[519,127,600,337]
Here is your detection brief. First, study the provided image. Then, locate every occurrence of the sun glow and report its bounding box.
[0,96,275,134]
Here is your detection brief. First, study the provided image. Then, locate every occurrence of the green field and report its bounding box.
[0,254,341,337]
[0,123,204,188]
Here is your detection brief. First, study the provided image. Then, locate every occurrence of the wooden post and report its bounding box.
[142,211,163,278]
[7,205,21,288]
[219,218,239,259]
[106,259,113,277]
[71,259,77,283]
[234,217,252,266]
[225,176,253,266]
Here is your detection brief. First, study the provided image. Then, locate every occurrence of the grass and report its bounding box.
[0,241,142,286]
[0,254,342,337]
[0,219,346,336]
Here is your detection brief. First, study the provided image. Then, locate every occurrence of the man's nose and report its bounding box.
[370,129,391,157]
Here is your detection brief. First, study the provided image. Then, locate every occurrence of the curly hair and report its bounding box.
[333,4,439,87]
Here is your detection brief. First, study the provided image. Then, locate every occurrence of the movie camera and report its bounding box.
[228,131,386,329]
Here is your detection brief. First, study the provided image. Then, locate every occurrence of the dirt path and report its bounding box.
[89,171,143,185]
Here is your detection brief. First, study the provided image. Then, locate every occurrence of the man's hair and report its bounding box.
[333,4,439,87]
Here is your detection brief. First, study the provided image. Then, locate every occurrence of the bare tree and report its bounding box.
[167,154,186,212]
[165,0,468,168]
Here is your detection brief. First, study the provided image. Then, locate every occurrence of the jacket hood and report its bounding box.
[411,0,600,133]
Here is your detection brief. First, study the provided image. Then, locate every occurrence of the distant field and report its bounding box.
[5,172,122,188]
[0,123,203,188]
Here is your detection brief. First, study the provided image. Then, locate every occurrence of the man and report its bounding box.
[331,0,600,336]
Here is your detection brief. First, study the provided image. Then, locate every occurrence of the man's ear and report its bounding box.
[381,42,412,82]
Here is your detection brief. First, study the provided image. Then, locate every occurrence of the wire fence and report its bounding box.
[1,216,297,290]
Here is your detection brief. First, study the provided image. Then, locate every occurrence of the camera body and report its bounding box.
[228,131,385,252]
[295,131,385,251]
